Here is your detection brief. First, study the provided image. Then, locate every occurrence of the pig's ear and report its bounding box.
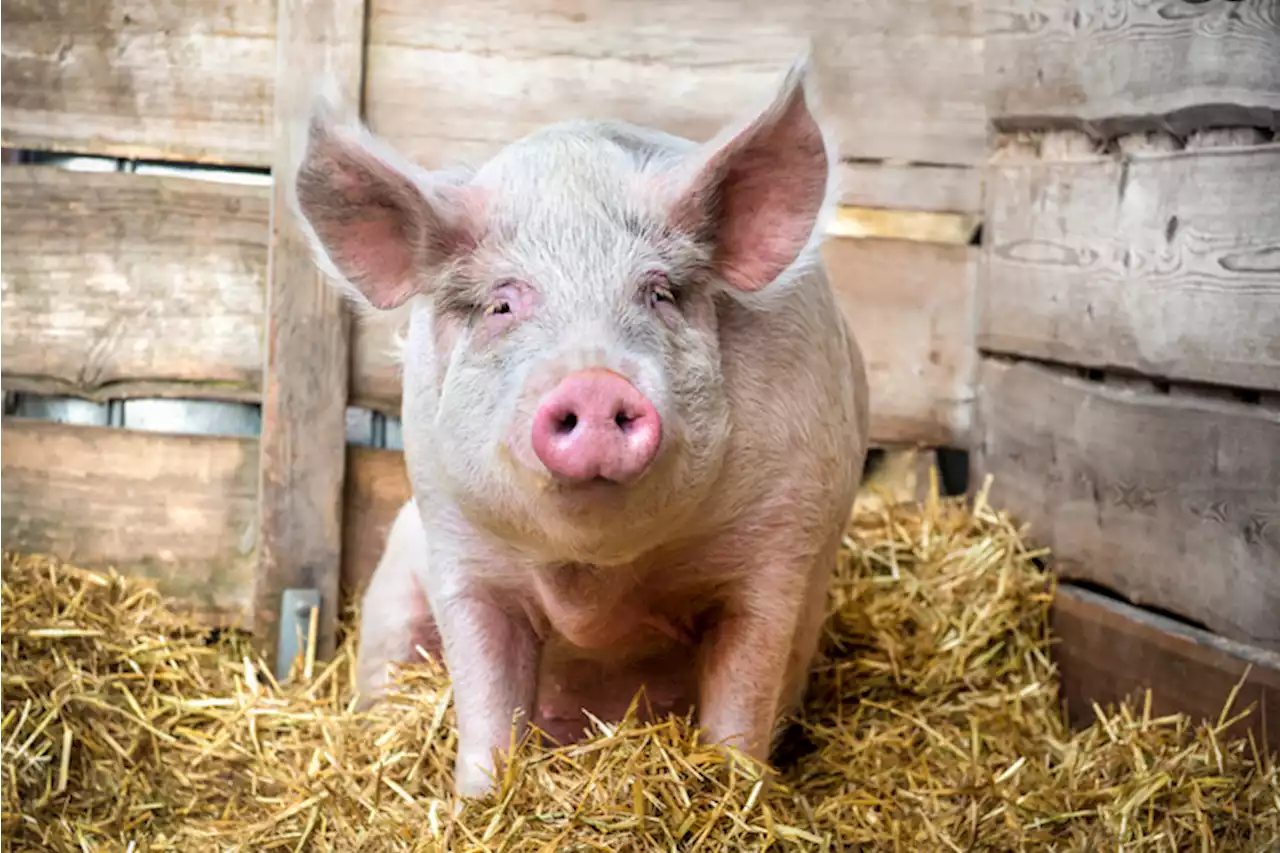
[667,57,833,293]
[291,98,482,310]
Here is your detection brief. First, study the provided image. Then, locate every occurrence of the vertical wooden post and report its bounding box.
[255,0,367,668]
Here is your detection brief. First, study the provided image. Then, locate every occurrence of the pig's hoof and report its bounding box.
[453,755,498,800]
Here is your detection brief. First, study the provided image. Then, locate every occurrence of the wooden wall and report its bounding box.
[3,0,1278,732]
[1,0,981,635]
[973,0,1280,739]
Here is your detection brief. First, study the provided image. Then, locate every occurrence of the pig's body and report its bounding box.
[296,58,869,797]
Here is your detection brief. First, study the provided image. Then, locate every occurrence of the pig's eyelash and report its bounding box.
[480,278,528,319]
[642,271,679,308]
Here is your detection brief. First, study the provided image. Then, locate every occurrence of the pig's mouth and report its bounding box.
[546,473,639,495]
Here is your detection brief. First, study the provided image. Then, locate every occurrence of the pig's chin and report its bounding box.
[473,441,692,563]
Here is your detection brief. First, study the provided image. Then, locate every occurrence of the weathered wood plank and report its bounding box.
[837,161,982,215]
[981,145,1280,393]
[827,239,977,447]
[975,358,1280,650]
[0,419,259,625]
[342,445,413,596]
[253,0,365,667]
[1052,583,1280,754]
[365,0,986,169]
[0,0,276,165]
[1,166,269,402]
[0,419,416,628]
[828,206,980,246]
[984,0,1280,133]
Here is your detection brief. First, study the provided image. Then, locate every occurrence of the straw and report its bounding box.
[3,479,1277,851]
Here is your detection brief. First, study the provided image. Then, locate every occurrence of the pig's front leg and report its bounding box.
[435,593,539,798]
[354,500,441,708]
[696,552,830,764]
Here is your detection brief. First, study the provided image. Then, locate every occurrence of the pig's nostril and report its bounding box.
[556,412,578,434]
[531,370,662,484]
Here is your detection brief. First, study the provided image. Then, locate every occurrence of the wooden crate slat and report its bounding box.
[981,145,1280,393]
[0,0,276,166]
[837,161,982,215]
[342,445,413,597]
[985,0,1280,133]
[0,420,415,628]
[0,419,259,626]
[975,358,1280,651]
[1052,583,1280,754]
[1,166,269,402]
[826,239,977,448]
[364,0,986,170]
[252,0,366,666]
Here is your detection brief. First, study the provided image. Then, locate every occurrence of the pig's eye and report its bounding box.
[484,301,511,316]
[646,273,677,308]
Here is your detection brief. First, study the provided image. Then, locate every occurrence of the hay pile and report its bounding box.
[3,485,1277,852]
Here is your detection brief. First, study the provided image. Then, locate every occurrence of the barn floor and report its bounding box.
[3,484,1277,852]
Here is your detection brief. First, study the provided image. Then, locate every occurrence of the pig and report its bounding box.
[291,56,870,798]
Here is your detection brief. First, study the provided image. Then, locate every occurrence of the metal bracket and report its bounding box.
[275,588,322,683]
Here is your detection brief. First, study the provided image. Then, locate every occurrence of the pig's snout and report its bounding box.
[531,369,662,484]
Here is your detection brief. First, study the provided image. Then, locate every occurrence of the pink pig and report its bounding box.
[292,57,869,798]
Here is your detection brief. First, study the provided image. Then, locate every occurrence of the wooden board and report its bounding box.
[1,166,269,402]
[354,238,980,447]
[981,145,1280,393]
[342,445,413,596]
[826,238,977,448]
[0,419,415,628]
[837,161,981,215]
[985,0,1280,133]
[1052,583,1280,755]
[253,0,365,667]
[0,419,259,625]
[0,0,276,165]
[974,358,1280,651]
[365,0,986,169]
[828,207,980,246]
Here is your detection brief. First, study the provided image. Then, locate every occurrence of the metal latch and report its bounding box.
[275,588,322,682]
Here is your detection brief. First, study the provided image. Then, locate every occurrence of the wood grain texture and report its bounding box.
[826,238,978,447]
[342,445,413,596]
[985,0,1280,132]
[0,419,259,625]
[837,161,982,215]
[1,166,269,402]
[254,0,364,665]
[975,358,1280,650]
[0,0,276,165]
[365,0,986,169]
[981,145,1280,393]
[1052,583,1280,754]
[0,419,416,629]
[828,207,980,246]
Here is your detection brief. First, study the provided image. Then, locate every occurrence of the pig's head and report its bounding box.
[292,59,835,565]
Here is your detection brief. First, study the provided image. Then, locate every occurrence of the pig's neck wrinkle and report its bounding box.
[537,560,627,595]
